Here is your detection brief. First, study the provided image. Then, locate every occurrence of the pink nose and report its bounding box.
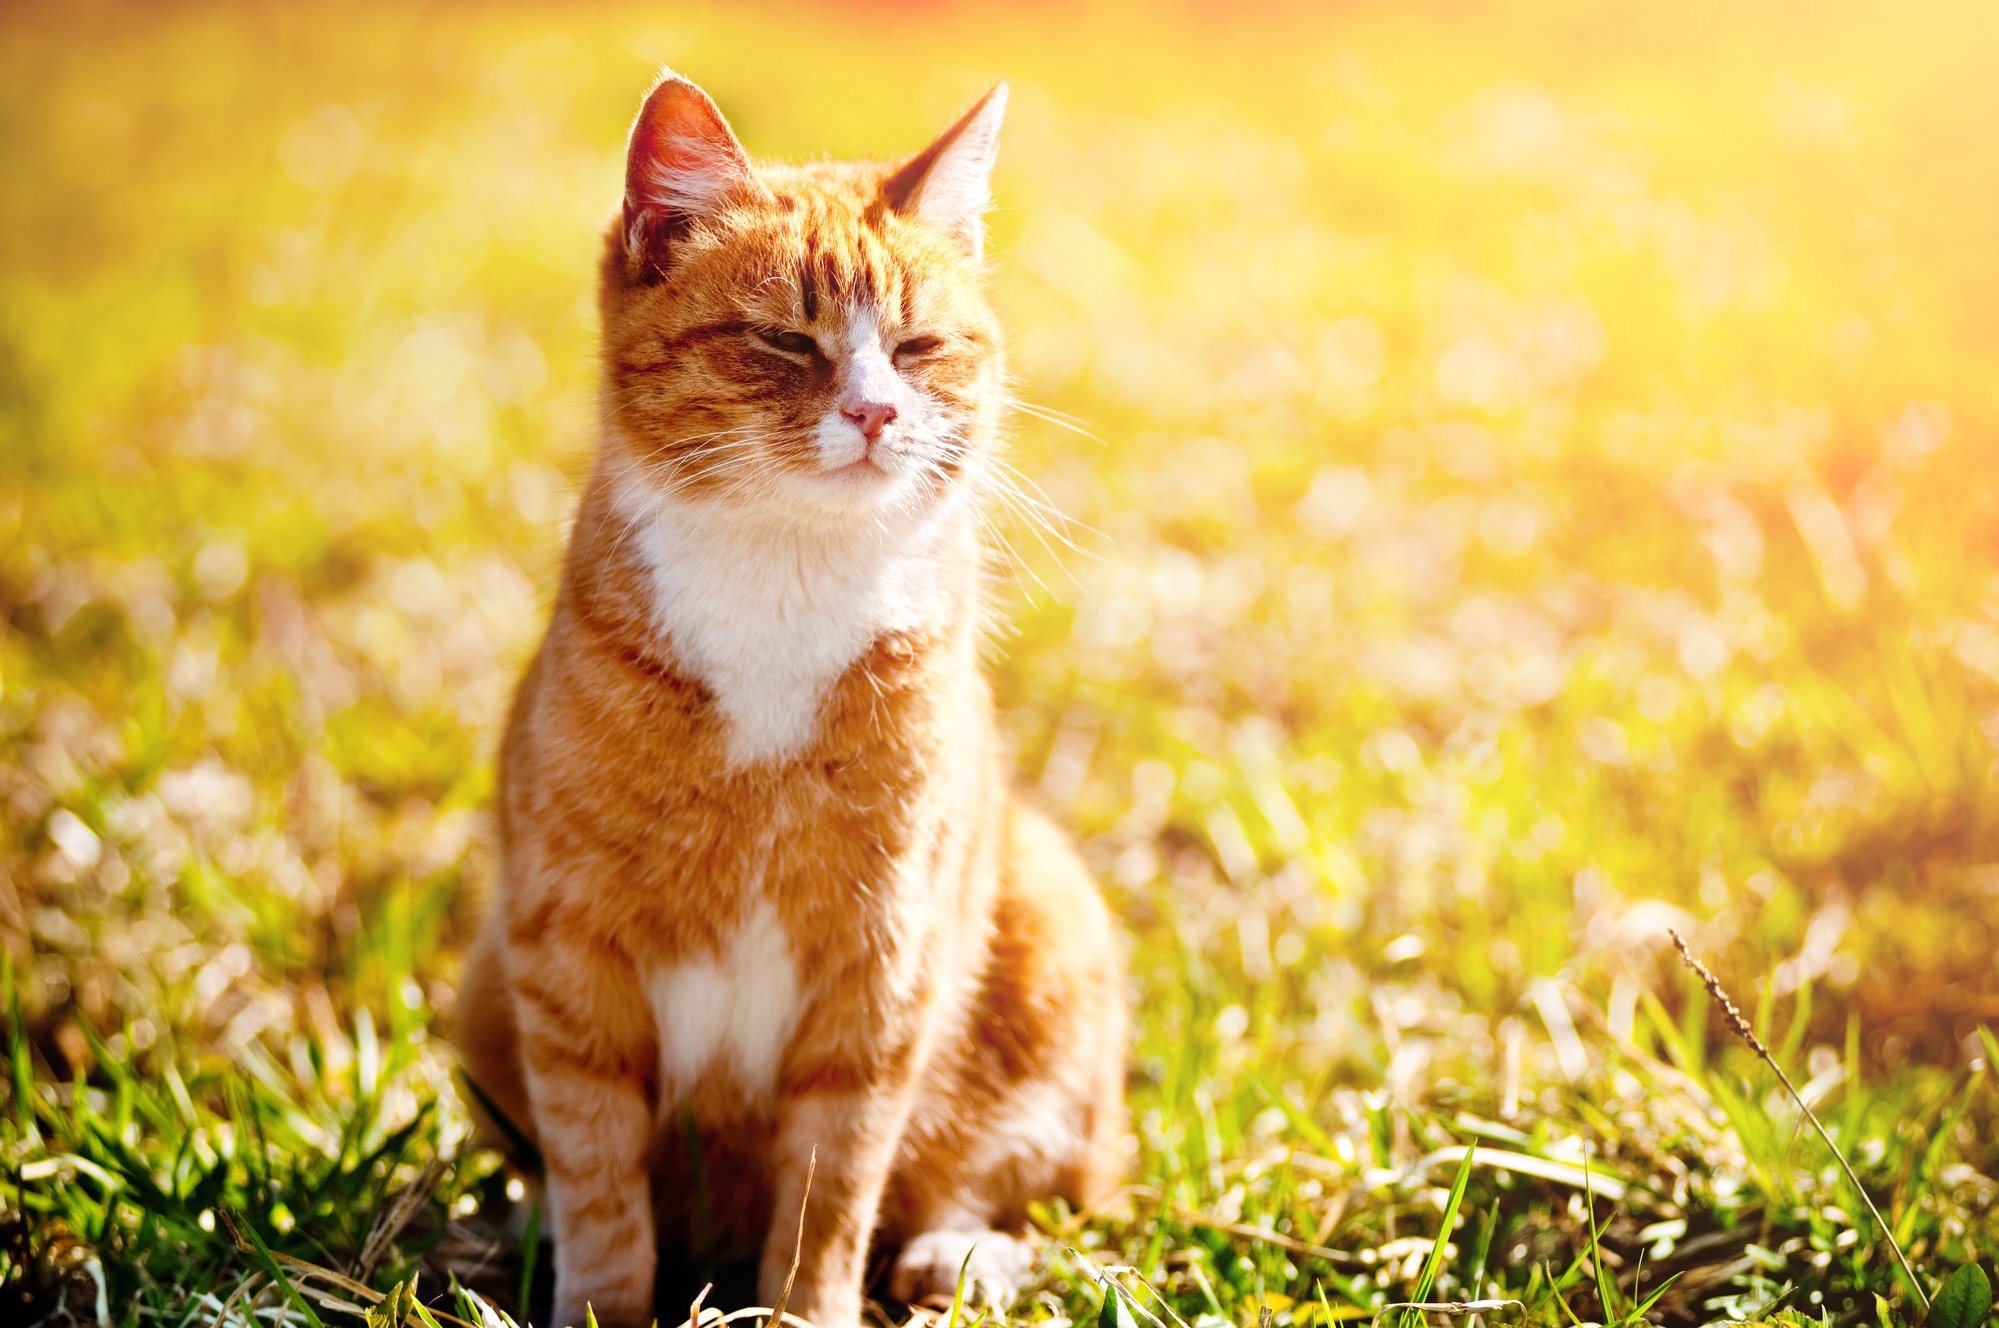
[841,397,897,443]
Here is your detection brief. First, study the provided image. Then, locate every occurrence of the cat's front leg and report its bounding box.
[512,950,658,1327]
[757,1085,915,1328]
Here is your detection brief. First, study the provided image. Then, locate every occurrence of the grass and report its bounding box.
[4,0,1999,1324]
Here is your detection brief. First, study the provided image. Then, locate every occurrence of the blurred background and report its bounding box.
[3,0,1997,1322]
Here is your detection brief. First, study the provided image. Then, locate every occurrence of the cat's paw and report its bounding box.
[889,1229,1036,1309]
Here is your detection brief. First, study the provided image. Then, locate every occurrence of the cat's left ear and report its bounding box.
[883,82,1007,260]
[622,69,759,282]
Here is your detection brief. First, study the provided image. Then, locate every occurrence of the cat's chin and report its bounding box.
[772,459,938,522]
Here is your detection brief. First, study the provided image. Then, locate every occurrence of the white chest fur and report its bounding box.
[647,895,801,1101]
[615,477,957,766]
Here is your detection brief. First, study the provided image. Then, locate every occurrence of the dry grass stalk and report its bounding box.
[355,1157,445,1282]
[219,1210,484,1328]
[766,1145,817,1328]
[1667,929,1930,1312]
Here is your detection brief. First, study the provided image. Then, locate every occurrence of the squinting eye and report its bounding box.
[755,328,821,358]
[895,336,944,360]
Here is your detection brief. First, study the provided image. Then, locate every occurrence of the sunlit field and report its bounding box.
[5,1,1998,1324]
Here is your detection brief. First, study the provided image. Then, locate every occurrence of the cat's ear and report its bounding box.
[621,70,758,282]
[883,82,1007,260]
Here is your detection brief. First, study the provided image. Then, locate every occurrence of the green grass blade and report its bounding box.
[5,955,41,1148]
[1583,1152,1618,1321]
[460,1071,543,1174]
[223,1209,326,1328]
[1632,1271,1682,1319]
[1248,1070,1337,1155]
[1401,1143,1475,1328]
[518,1191,543,1318]
[945,1241,976,1328]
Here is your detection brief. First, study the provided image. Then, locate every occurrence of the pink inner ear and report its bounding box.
[882,83,1006,257]
[624,77,752,227]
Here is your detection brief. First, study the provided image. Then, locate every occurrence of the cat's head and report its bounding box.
[599,69,1008,527]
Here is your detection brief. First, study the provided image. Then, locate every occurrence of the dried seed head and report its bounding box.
[1668,928,1770,1059]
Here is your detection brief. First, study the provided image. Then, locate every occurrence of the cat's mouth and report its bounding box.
[795,451,908,509]
[818,448,901,485]
[787,438,944,516]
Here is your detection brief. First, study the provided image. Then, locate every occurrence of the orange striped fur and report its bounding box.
[456,70,1127,1328]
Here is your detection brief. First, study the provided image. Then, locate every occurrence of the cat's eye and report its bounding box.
[894,335,944,360]
[755,328,822,358]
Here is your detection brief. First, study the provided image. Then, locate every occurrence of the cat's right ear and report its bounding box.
[621,70,758,284]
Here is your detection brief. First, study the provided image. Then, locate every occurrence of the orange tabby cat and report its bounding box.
[455,69,1127,1328]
